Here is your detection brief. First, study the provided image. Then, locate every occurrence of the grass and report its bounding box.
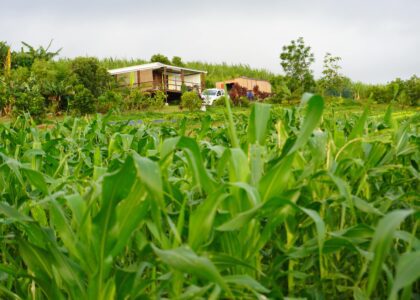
[0,98,419,299]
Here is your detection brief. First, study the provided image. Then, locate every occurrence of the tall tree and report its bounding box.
[280,37,315,94]
[319,52,344,96]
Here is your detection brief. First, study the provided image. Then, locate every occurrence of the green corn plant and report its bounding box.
[0,100,418,299]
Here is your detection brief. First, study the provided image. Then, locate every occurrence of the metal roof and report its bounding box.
[108,62,207,75]
[216,76,271,84]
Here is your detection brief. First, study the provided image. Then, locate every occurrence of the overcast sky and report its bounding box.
[1,0,419,83]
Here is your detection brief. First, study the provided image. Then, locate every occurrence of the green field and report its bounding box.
[0,98,419,299]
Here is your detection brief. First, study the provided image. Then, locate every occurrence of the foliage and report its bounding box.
[71,57,112,97]
[214,95,233,106]
[69,84,96,115]
[11,40,61,69]
[12,76,46,119]
[237,96,250,107]
[404,75,420,106]
[280,37,316,93]
[150,53,172,65]
[172,56,186,67]
[0,97,418,299]
[252,85,270,100]
[318,52,345,96]
[0,41,9,75]
[228,82,247,104]
[181,91,202,111]
[153,90,167,108]
[0,77,8,113]
[125,89,166,110]
[97,90,123,113]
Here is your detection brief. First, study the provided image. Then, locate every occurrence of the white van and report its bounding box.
[200,88,226,106]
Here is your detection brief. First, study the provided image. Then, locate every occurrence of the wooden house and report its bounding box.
[108,63,206,98]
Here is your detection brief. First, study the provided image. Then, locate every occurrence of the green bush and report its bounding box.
[97,90,123,113]
[126,89,166,110]
[12,76,46,119]
[71,57,112,97]
[213,96,233,107]
[152,90,166,108]
[0,77,7,114]
[237,96,250,107]
[181,91,202,111]
[13,90,46,120]
[69,84,96,115]
[265,95,282,104]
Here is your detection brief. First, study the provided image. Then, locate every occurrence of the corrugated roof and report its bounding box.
[108,62,207,75]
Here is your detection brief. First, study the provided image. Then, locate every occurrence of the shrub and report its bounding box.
[13,90,46,120]
[237,96,250,107]
[228,83,247,104]
[126,89,166,110]
[181,91,202,111]
[71,57,112,97]
[404,75,420,106]
[152,90,166,108]
[12,76,46,119]
[213,96,233,107]
[265,95,283,104]
[126,89,146,110]
[97,90,123,113]
[0,77,7,114]
[69,84,96,115]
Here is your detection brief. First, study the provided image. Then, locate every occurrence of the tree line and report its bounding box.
[0,39,418,120]
[270,37,419,106]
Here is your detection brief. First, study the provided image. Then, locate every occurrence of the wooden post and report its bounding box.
[162,67,167,93]
[181,70,185,84]
[137,70,141,88]
[200,73,206,92]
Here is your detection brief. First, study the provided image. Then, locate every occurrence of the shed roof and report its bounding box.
[216,76,271,84]
[108,62,207,75]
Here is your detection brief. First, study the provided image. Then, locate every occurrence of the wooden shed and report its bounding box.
[108,63,206,97]
[215,76,272,94]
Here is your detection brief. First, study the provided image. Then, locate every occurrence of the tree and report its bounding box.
[172,56,185,67]
[12,75,46,119]
[150,54,171,65]
[12,40,61,69]
[280,37,315,94]
[71,57,111,97]
[270,75,292,103]
[69,84,96,115]
[404,75,420,106]
[319,52,344,96]
[0,41,10,74]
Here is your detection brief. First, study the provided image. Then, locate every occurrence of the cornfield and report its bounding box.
[0,95,419,299]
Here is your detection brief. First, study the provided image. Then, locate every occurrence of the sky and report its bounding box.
[1,0,419,83]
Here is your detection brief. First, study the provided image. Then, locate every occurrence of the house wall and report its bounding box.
[138,69,154,90]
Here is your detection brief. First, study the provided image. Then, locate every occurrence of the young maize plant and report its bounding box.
[0,96,419,299]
